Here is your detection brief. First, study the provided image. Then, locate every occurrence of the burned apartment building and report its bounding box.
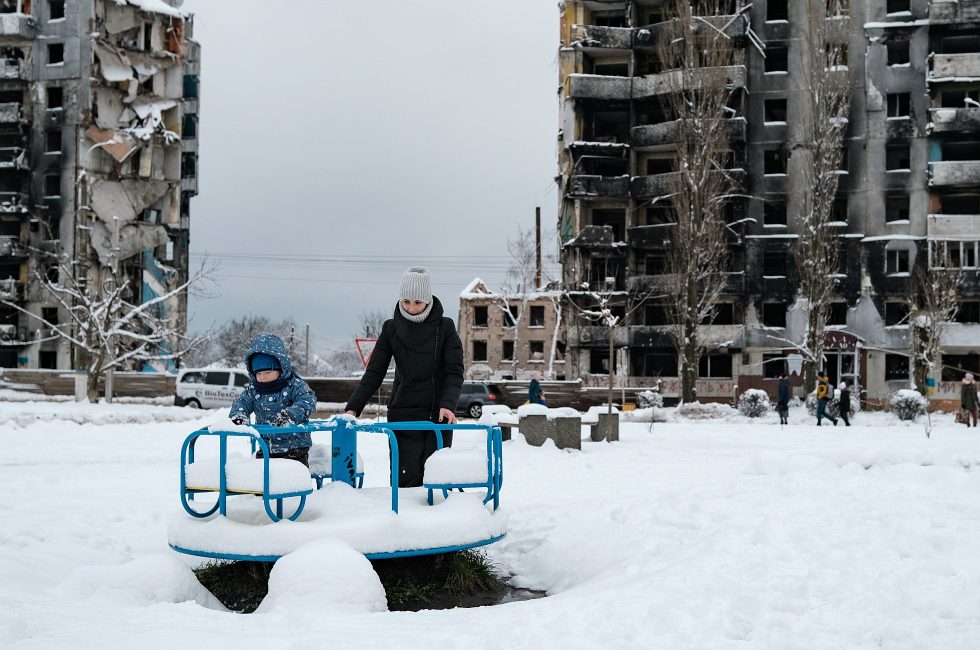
[558,0,980,404]
[457,278,567,380]
[0,0,199,369]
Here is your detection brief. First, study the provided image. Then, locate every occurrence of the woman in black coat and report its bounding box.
[345,267,465,487]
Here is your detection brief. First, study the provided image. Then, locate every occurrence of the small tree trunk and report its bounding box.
[86,371,100,403]
[607,325,614,416]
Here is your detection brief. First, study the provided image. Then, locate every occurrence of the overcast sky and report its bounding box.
[181,0,560,359]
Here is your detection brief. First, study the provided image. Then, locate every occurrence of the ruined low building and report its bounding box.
[557,0,980,406]
[457,278,566,381]
[0,0,198,370]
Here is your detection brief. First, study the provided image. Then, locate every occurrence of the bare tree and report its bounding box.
[357,308,388,339]
[490,225,539,375]
[567,284,661,415]
[906,251,962,396]
[657,0,743,402]
[790,0,852,393]
[213,315,297,366]
[2,258,214,401]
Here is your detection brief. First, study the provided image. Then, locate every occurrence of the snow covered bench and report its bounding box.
[582,406,620,442]
[309,443,364,489]
[422,428,502,508]
[180,427,314,522]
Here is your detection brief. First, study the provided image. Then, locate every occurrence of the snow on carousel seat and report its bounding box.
[423,447,492,505]
[308,443,364,489]
[184,457,314,495]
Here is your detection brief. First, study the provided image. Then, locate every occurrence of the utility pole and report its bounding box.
[305,323,310,373]
[535,206,542,290]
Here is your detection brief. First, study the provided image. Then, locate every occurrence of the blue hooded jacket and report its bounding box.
[229,334,316,453]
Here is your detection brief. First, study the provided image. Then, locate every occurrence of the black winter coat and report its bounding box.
[345,297,464,420]
[838,388,851,414]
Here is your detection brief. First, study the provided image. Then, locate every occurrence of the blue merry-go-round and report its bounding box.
[167,418,505,562]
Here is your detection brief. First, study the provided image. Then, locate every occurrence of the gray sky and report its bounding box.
[182,0,560,358]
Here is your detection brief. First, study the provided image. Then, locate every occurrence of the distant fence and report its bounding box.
[0,369,175,398]
[0,369,697,409]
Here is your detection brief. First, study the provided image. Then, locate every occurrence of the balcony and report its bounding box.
[633,66,745,99]
[628,325,674,348]
[631,169,745,200]
[0,58,21,79]
[0,101,20,123]
[0,235,25,257]
[927,214,980,237]
[627,273,673,293]
[0,12,36,40]
[0,146,27,170]
[0,277,21,301]
[631,118,745,150]
[638,14,748,44]
[929,0,980,25]
[627,224,674,249]
[0,191,28,213]
[568,74,632,100]
[567,174,629,199]
[568,324,629,347]
[570,24,632,50]
[930,53,980,81]
[930,161,980,187]
[930,107,980,133]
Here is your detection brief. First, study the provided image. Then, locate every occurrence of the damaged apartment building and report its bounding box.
[0,0,199,369]
[558,0,980,404]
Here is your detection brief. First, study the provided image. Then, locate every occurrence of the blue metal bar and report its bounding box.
[169,533,507,563]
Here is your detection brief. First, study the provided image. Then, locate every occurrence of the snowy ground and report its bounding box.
[2,400,980,649]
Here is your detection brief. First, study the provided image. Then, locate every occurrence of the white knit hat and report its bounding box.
[838,382,847,390]
[400,267,432,303]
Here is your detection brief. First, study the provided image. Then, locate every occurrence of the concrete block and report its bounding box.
[552,416,582,450]
[519,415,550,447]
[595,413,620,442]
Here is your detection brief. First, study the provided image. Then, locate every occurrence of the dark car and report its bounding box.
[456,381,506,418]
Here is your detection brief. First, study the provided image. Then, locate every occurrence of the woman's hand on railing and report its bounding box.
[438,408,457,424]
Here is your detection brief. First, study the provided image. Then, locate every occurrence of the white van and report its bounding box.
[174,367,251,408]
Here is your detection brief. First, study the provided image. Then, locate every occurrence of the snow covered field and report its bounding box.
[3,400,980,649]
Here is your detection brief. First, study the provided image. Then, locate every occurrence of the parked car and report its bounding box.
[174,367,250,409]
[456,381,506,418]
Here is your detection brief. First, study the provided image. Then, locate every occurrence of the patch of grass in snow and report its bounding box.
[193,560,271,613]
[371,550,505,611]
[192,551,509,613]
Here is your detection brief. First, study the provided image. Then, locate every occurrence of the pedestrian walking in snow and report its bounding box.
[960,373,978,427]
[776,372,790,425]
[229,334,317,466]
[528,373,546,405]
[837,381,852,427]
[815,370,838,426]
[345,267,465,487]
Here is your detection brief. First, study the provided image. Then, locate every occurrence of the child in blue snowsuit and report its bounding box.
[229,334,317,466]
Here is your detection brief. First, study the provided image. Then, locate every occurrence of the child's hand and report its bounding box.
[272,411,293,427]
[230,414,248,426]
[438,408,457,424]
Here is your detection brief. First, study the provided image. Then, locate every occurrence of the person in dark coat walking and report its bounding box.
[776,372,790,425]
[229,334,317,466]
[837,381,852,427]
[528,374,545,405]
[345,267,465,487]
[961,373,978,427]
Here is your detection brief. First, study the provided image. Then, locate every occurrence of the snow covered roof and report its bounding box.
[860,235,925,243]
[114,0,188,18]
[460,278,494,299]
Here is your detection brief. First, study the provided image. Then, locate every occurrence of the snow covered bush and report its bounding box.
[636,390,664,409]
[676,401,737,420]
[620,407,669,423]
[889,389,928,421]
[737,389,771,418]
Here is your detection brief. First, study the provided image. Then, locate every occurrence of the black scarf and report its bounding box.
[254,373,290,394]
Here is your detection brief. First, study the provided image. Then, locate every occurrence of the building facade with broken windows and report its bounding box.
[457,279,567,381]
[0,0,199,369]
[558,0,980,405]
